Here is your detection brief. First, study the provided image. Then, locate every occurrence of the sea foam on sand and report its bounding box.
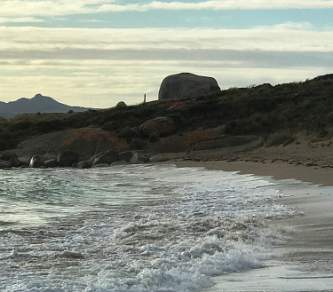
[0,164,297,291]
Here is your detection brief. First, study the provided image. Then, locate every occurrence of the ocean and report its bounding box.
[0,164,296,291]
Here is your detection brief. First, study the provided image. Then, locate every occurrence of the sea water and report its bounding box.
[0,164,296,291]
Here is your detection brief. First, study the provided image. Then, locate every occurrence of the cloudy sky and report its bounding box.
[0,0,333,107]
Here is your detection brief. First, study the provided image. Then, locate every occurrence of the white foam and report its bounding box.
[0,164,297,291]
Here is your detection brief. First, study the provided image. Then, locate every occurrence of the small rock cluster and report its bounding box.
[0,153,21,168]
[0,115,179,170]
[118,116,177,149]
[0,150,150,169]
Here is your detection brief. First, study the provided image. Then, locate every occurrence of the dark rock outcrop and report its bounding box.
[119,151,137,163]
[0,160,12,168]
[138,152,150,163]
[91,150,119,166]
[119,151,150,164]
[15,128,124,161]
[18,156,30,167]
[77,160,92,169]
[57,151,79,167]
[158,73,221,100]
[118,151,134,163]
[44,159,58,168]
[0,153,20,167]
[140,117,176,138]
[29,155,43,168]
[130,138,147,150]
[119,127,139,141]
[93,163,109,168]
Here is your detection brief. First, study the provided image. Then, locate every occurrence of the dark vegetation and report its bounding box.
[1,74,333,152]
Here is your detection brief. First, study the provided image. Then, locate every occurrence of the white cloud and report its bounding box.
[1,0,333,18]
[0,17,43,24]
[0,0,99,17]
[1,25,333,53]
[100,0,333,11]
[0,23,332,106]
[0,60,329,107]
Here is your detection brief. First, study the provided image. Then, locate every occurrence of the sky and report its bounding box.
[0,0,333,107]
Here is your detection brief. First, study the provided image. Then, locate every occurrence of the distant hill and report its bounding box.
[0,94,88,117]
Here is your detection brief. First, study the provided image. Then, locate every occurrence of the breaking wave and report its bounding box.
[0,164,296,291]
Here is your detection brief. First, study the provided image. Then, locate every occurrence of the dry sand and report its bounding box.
[175,160,333,291]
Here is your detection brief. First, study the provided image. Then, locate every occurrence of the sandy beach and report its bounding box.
[176,160,333,187]
[176,160,333,291]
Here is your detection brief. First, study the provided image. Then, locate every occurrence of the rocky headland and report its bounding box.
[1,72,333,170]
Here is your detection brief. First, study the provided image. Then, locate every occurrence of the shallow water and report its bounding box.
[0,164,296,291]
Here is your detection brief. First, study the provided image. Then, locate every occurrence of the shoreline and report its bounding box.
[175,159,333,291]
[175,159,333,186]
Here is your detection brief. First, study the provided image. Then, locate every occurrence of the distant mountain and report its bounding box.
[0,94,88,117]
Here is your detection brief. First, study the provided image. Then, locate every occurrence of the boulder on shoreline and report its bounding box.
[93,163,110,168]
[0,153,20,167]
[91,150,119,166]
[29,155,44,168]
[0,160,12,169]
[0,148,152,169]
[158,73,221,101]
[44,159,58,168]
[14,128,127,162]
[57,151,79,167]
[119,151,149,164]
[77,160,92,169]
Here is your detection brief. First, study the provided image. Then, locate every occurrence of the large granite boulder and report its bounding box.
[158,73,221,100]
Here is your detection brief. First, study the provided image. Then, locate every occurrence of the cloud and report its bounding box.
[0,23,332,106]
[0,25,332,53]
[99,0,333,11]
[0,17,43,24]
[0,0,95,17]
[1,0,333,19]
[0,59,329,107]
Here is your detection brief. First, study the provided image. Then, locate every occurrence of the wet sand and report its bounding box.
[176,160,333,187]
[175,160,333,291]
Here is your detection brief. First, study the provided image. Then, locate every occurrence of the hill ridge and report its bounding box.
[0,94,87,117]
